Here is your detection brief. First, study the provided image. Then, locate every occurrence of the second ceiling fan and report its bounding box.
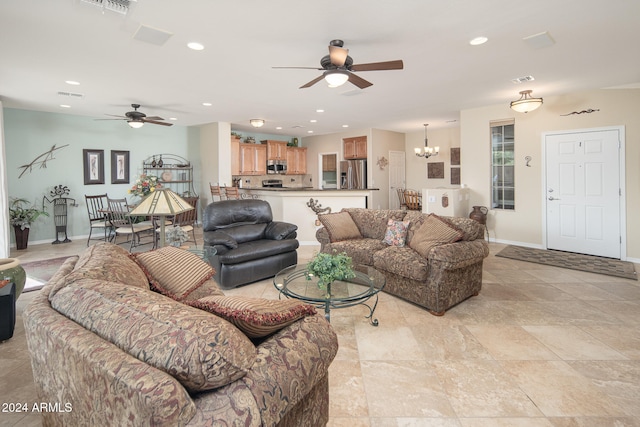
[274,39,404,89]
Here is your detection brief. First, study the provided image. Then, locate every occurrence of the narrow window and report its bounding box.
[490,120,515,210]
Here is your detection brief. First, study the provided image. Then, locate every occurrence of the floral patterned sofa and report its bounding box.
[23,243,337,427]
[316,208,489,315]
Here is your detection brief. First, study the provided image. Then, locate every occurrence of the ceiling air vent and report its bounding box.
[57,91,85,99]
[511,75,535,84]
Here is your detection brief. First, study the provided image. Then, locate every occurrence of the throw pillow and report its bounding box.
[408,214,464,258]
[318,212,362,242]
[133,246,215,301]
[382,219,411,247]
[188,296,317,338]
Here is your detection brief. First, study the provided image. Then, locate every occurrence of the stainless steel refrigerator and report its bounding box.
[340,160,367,189]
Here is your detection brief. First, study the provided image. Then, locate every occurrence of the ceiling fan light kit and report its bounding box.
[510,90,543,113]
[324,70,349,87]
[250,119,265,128]
[415,124,439,159]
[128,120,144,129]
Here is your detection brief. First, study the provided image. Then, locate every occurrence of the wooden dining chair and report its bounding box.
[107,197,154,251]
[396,188,407,210]
[223,186,240,200]
[210,183,225,201]
[84,194,111,246]
[404,189,422,211]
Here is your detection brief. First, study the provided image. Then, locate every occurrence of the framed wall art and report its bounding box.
[83,149,104,185]
[451,147,460,166]
[427,162,445,179]
[111,150,130,184]
[451,167,460,185]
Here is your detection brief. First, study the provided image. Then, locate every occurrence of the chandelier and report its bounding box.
[414,124,439,159]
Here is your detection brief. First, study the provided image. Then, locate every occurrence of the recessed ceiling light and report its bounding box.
[307,130,314,134]
[202,102,212,106]
[60,104,71,108]
[187,42,204,51]
[316,109,324,113]
[310,119,317,123]
[65,80,80,85]
[276,126,283,130]
[469,36,488,46]
[342,124,349,128]
[169,117,177,121]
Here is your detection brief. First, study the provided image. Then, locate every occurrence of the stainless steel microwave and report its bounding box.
[267,160,287,174]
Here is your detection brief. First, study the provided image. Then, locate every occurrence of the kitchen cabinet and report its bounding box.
[239,143,267,175]
[264,140,287,161]
[343,136,367,159]
[143,154,196,196]
[231,137,240,175]
[286,147,307,174]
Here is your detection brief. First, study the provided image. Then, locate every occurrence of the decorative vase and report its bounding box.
[0,258,26,300]
[151,156,157,167]
[158,155,164,167]
[13,226,29,250]
[469,206,488,225]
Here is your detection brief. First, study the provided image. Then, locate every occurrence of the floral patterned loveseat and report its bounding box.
[316,208,489,315]
[23,243,337,427]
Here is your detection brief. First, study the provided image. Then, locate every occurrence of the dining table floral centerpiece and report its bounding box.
[128,174,161,198]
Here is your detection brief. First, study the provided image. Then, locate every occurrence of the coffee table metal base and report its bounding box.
[274,265,385,327]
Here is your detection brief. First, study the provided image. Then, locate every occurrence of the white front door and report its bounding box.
[545,128,621,258]
[388,151,406,209]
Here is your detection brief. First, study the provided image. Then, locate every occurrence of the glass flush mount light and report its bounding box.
[510,90,543,113]
[324,70,349,87]
[415,124,439,159]
[250,119,265,128]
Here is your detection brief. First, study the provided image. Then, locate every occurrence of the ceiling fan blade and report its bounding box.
[348,73,373,89]
[351,60,404,72]
[329,45,349,67]
[95,118,127,121]
[104,114,127,118]
[144,116,164,121]
[142,119,173,126]
[272,66,323,70]
[300,75,325,89]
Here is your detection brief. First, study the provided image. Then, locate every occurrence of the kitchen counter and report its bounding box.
[247,187,379,191]
[236,188,377,244]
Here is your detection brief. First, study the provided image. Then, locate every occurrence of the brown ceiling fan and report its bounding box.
[97,104,173,127]
[273,39,404,89]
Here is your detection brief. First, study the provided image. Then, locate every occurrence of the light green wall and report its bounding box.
[4,108,200,245]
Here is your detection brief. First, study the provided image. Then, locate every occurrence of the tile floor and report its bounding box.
[1,232,640,427]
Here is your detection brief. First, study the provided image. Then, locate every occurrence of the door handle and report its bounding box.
[548,196,561,201]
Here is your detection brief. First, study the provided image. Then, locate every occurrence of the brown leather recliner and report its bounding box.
[203,199,299,289]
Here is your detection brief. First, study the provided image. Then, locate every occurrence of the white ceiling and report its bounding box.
[1,0,639,137]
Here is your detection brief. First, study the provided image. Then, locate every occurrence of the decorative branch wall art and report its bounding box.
[561,108,600,116]
[18,144,69,178]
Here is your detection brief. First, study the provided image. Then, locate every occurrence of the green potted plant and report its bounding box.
[9,198,49,250]
[306,251,356,290]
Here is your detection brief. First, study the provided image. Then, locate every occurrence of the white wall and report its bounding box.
[460,88,640,260]
[404,126,461,191]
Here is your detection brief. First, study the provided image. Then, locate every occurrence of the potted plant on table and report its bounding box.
[306,251,356,290]
[8,198,49,250]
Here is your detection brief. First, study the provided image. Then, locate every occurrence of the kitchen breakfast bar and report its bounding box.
[237,188,377,244]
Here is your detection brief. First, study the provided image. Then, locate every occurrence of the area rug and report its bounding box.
[21,256,73,292]
[495,245,637,280]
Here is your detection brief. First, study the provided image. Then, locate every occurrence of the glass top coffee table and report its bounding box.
[274,264,385,326]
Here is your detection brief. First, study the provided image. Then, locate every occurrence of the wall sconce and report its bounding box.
[510,90,543,113]
[250,119,265,128]
[415,124,439,159]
